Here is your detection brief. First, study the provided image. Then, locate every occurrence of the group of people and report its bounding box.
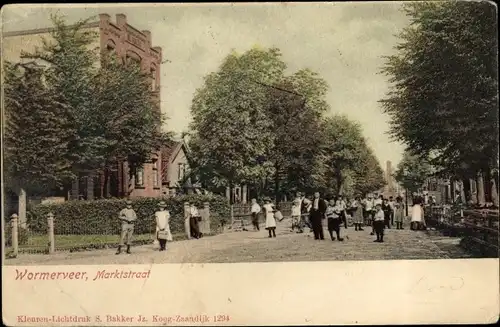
[115,200,203,254]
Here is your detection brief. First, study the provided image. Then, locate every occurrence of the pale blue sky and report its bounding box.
[2,3,408,168]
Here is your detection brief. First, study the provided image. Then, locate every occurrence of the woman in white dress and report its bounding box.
[263,198,277,238]
[155,201,173,251]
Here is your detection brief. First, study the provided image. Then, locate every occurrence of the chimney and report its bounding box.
[153,46,162,61]
[116,14,127,26]
[99,13,110,22]
[142,30,151,45]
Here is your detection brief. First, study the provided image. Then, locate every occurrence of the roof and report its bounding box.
[161,140,189,184]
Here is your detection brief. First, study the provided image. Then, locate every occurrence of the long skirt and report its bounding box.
[394,209,405,223]
[265,215,277,229]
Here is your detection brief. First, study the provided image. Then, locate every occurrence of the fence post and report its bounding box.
[203,202,211,234]
[47,212,55,254]
[184,202,191,239]
[11,214,19,257]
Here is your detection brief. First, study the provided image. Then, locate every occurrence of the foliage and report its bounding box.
[26,194,230,236]
[380,1,498,179]
[189,47,285,189]
[394,151,433,193]
[319,115,385,196]
[189,47,335,199]
[4,224,29,246]
[19,14,170,185]
[3,62,77,195]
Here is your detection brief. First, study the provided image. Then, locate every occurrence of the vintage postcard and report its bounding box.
[1,2,499,326]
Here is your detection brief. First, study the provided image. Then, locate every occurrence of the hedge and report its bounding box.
[27,194,230,236]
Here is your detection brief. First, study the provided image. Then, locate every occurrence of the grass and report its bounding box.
[7,232,193,255]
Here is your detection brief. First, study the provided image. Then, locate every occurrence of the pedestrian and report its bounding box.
[309,192,327,240]
[352,196,364,231]
[291,198,301,232]
[373,203,385,243]
[326,198,343,241]
[263,198,277,238]
[116,200,137,255]
[298,195,312,233]
[410,197,424,231]
[363,195,375,235]
[338,195,348,228]
[388,196,395,226]
[155,201,173,251]
[250,198,261,231]
[189,203,203,239]
[394,196,405,229]
[382,198,392,229]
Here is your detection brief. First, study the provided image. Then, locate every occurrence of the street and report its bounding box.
[6,219,471,266]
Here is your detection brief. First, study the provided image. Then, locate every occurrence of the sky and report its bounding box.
[2,3,409,169]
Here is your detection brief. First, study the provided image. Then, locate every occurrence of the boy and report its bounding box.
[291,198,301,232]
[326,199,343,241]
[250,198,261,231]
[373,203,385,243]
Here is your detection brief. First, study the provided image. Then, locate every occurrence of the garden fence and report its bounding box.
[5,201,212,257]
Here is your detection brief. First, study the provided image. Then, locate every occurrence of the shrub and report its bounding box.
[4,223,29,246]
[27,194,230,236]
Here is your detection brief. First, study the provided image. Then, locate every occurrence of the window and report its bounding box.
[153,160,159,188]
[151,67,157,91]
[135,167,144,187]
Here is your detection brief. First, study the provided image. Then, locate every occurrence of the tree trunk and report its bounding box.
[483,168,492,203]
[99,170,105,198]
[71,174,79,200]
[225,185,231,204]
[105,169,111,198]
[242,184,247,204]
[491,177,499,207]
[274,165,280,204]
[476,171,485,206]
[87,171,95,201]
[18,187,27,229]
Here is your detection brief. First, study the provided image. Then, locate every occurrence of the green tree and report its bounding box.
[3,62,77,224]
[394,151,433,194]
[21,14,170,198]
[188,47,286,193]
[264,69,330,200]
[380,2,498,188]
[352,146,386,196]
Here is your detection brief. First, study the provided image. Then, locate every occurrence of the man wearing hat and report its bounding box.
[116,200,137,254]
[155,201,173,251]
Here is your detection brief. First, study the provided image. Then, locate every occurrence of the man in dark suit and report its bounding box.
[309,191,326,240]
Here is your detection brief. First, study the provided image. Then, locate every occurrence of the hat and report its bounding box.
[158,201,167,207]
[264,197,271,202]
[126,200,132,205]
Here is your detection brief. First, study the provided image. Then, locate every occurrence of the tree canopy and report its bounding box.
[394,151,433,194]
[380,1,498,180]
[4,14,170,199]
[189,46,386,199]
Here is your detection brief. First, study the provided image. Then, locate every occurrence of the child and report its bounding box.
[394,196,405,230]
[250,198,261,231]
[326,199,344,241]
[352,197,364,231]
[373,203,385,243]
[263,198,277,238]
[291,199,301,232]
[382,198,392,229]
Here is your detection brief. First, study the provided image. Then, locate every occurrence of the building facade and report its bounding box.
[3,13,163,199]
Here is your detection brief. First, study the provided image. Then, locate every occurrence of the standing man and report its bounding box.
[338,195,347,228]
[309,191,327,240]
[116,200,137,255]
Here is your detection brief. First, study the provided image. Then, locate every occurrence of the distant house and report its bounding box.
[160,140,201,197]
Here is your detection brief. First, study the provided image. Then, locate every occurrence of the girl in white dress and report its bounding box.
[155,201,173,251]
[263,198,277,238]
[411,197,424,231]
